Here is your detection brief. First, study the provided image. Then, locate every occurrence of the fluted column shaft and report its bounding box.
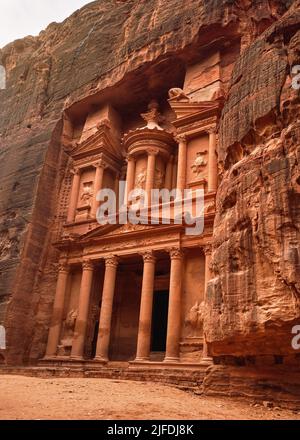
[95,256,119,362]
[164,248,184,363]
[176,136,187,193]
[208,129,218,193]
[45,262,70,357]
[67,169,81,223]
[135,251,156,361]
[91,161,105,218]
[71,260,94,359]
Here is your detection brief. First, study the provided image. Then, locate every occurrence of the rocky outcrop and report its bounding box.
[206,1,300,361]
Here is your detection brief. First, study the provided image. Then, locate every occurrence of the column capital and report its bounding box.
[82,259,94,271]
[207,126,217,135]
[105,255,119,268]
[94,159,107,170]
[169,247,184,260]
[141,250,156,263]
[70,167,80,176]
[58,260,70,274]
[146,147,159,157]
[126,154,135,163]
[175,134,187,144]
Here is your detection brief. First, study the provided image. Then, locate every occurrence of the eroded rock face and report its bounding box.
[0,0,295,365]
[205,2,300,360]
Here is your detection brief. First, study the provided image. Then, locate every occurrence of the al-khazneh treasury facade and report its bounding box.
[42,82,221,367]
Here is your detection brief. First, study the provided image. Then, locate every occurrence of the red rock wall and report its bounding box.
[0,0,293,364]
[205,2,300,362]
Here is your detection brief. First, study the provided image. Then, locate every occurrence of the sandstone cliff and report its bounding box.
[0,0,295,366]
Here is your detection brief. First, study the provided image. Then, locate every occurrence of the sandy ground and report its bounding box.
[0,375,299,420]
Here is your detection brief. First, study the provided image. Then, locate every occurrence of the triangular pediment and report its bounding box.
[70,123,122,160]
[80,222,158,241]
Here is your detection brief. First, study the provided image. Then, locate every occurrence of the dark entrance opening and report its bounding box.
[151,290,169,352]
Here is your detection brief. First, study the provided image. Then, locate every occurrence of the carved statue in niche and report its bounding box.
[168,88,190,102]
[135,168,147,190]
[185,301,205,337]
[154,168,164,189]
[191,151,207,178]
[57,309,78,356]
[80,181,93,207]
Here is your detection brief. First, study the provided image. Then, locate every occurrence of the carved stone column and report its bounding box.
[208,128,218,193]
[145,149,158,204]
[124,156,136,205]
[71,260,94,360]
[91,159,106,218]
[135,251,156,362]
[176,135,187,193]
[45,261,70,358]
[164,155,174,191]
[67,168,81,223]
[95,255,119,362]
[164,248,184,363]
[201,245,213,365]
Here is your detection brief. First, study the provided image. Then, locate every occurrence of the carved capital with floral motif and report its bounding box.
[141,250,156,264]
[105,255,119,268]
[169,247,184,260]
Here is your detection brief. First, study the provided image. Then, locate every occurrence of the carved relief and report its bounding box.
[135,168,147,189]
[80,181,94,207]
[57,309,78,356]
[191,151,207,178]
[185,301,205,337]
[168,88,190,102]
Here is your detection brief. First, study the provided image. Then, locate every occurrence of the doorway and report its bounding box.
[151,290,169,352]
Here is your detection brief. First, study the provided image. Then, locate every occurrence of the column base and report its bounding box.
[164,356,180,364]
[69,355,85,361]
[93,356,108,363]
[200,356,213,366]
[134,357,150,363]
[42,355,57,361]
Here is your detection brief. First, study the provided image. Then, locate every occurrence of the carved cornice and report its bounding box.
[169,247,184,260]
[105,255,119,268]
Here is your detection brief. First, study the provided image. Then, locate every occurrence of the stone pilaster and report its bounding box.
[175,135,187,193]
[95,255,119,362]
[67,168,81,223]
[45,261,70,358]
[71,259,94,360]
[165,155,174,191]
[207,128,218,193]
[135,251,156,362]
[164,247,184,363]
[91,159,106,218]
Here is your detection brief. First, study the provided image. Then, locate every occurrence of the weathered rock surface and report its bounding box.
[206,1,300,360]
[0,0,297,369]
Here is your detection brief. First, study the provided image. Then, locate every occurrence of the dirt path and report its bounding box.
[0,375,299,420]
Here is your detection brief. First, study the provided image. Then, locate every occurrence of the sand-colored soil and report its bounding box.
[0,375,299,420]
